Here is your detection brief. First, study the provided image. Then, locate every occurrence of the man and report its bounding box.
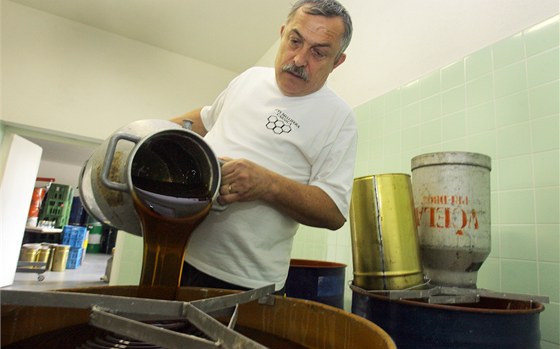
[174,0,356,293]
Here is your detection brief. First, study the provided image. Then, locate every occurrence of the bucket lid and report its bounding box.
[411,152,491,171]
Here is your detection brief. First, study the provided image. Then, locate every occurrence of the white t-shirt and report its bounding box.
[185,67,357,290]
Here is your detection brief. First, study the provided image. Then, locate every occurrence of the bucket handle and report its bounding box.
[101,133,141,192]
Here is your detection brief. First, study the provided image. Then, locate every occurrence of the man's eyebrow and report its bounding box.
[289,28,332,49]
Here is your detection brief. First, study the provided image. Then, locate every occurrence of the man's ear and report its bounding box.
[332,53,346,71]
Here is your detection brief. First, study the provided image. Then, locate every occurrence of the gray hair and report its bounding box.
[287,0,353,57]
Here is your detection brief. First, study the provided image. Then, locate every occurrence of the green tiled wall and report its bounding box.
[352,15,559,348]
[293,13,558,347]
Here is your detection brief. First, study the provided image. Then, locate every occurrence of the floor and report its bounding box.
[3,252,111,291]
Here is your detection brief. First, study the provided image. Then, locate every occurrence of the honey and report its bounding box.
[132,192,210,287]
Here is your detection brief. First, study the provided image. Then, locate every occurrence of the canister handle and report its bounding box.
[211,159,227,211]
[101,133,141,192]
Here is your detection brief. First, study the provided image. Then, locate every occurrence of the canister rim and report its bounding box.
[411,152,491,171]
[354,173,411,181]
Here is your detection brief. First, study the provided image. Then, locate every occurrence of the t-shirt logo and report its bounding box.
[265,109,299,135]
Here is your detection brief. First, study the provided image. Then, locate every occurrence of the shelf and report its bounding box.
[25,227,63,234]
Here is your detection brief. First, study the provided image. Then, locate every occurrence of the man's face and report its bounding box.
[274,6,347,97]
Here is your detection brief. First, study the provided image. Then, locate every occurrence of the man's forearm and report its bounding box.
[263,172,345,230]
[217,157,346,230]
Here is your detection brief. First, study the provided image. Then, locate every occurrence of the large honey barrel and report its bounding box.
[2,286,396,349]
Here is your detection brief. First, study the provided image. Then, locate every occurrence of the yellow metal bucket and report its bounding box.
[350,174,424,290]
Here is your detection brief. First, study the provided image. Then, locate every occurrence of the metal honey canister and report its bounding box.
[78,119,222,237]
[411,152,491,288]
[350,174,424,290]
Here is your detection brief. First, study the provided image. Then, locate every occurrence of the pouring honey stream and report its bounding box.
[132,193,211,288]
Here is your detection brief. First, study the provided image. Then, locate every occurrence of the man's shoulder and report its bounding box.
[312,85,353,112]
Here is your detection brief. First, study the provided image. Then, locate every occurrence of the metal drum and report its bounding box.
[351,285,544,349]
[411,152,492,288]
[284,259,347,309]
[350,174,424,290]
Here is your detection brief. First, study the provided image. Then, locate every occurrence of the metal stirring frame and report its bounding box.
[1,284,276,349]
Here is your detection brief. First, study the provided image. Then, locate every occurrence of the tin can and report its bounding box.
[42,243,57,270]
[411,152,491,288]
[36,245,51,269]
[350,174,424,290]
[19,244,39,263]
[51,245,70,272]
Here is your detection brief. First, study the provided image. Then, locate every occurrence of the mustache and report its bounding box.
[281,63,309,82]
